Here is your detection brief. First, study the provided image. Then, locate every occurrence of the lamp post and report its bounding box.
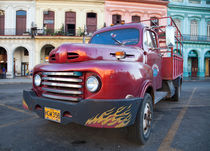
[83,25,87,44]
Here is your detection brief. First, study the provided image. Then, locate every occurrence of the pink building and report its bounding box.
[105,0,168,26]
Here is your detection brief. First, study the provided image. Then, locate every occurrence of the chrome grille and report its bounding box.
[41,72,83,102]
[67,52,79,60]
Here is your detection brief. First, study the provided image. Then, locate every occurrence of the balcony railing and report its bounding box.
[0,28,95,37]
[0,28,31,36]
[183,34,210,42]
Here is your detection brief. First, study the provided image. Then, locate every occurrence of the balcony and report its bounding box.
[183,34,210,42]
[0,28,94,38]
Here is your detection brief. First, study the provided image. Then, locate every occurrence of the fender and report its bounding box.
[139,80,154,98]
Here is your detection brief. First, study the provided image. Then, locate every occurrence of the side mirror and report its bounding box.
[166,26,175,47]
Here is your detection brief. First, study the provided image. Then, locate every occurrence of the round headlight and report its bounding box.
[34,74,41,86]
[86,76,100,92]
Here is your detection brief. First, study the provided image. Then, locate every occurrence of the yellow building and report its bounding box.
[0,0,105,78]
[35,0,105,67]
[36,0,105,36]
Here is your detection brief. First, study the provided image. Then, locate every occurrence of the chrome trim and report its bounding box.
[42,82,82,88]
[42,77,82,83]
[42,93,80,101]
[42,87,82,95]
[43,72,75,76]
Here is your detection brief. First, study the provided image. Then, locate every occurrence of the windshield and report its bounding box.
[90,28,139,46]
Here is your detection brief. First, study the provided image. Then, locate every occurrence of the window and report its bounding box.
[0,10,4,35]
[174,19,182,32]
[16,10,26,16]
[90,28,139,46]
[190,20,198,36]
[132,16,140,23]
[189,0,201,4]
[150,17,159,27]
[207,0,210,4]
[43,11,55,34]
[144,30,154,49]
[87,13,96,18]
[151,32,157,48]
[16,10,27,35]
[112,14,121,25]
[207,22,210,37]
[86,12,97,35]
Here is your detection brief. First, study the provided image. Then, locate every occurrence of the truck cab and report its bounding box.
[23,17,183,145]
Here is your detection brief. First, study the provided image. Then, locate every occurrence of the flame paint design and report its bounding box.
[85,105,132,128]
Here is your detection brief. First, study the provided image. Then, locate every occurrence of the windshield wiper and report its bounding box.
[110,33,123,45]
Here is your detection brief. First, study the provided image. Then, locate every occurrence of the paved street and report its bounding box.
[0,80,209,151]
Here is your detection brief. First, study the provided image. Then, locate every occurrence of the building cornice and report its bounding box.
[36,0,104,3]
[168,4,210,12]
[183,41,210,45]
[106,0,168,5]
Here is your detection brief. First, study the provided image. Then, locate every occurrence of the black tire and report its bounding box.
[127,93,153,145]
[172,83,181,102]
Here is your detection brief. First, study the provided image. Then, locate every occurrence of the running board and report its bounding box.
[154,91,168,104]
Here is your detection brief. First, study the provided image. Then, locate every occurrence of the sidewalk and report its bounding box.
[183,77,210,82]
[0,77,32,84]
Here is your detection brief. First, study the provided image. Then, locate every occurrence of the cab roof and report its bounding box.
[93,23,146,36]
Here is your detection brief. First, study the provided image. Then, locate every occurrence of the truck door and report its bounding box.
[143,29,162,89]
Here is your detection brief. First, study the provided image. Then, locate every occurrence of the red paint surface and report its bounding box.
[33,22,183,101]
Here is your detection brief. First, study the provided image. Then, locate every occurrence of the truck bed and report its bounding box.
[162,54,183,80]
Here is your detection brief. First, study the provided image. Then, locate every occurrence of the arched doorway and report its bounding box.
[40,44,55,63]
[13,47,29,76]
[0,47,7,78]
[188,50,198,77]
[205,51,210,77]
[16,10,27,35]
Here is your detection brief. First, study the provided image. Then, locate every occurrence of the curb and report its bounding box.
[0,78,32,85]
[0,82,32,85]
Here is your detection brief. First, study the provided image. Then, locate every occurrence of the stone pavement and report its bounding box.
[0,77,32,85]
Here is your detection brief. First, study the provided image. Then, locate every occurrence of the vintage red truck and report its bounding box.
[23,17,183,144]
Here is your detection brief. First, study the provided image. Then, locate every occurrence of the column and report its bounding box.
[36,8,43,29]
[5,6,15,35]
[76,10,85,31]
[6,51,14,78]
[55,9,64,30]
[183,0,189,5]
[201,0,206,5]
[124,11,131,23]
[28,47,34,72]
[97,10,104,29]
[183,51,189,77]
[198,51,205,77]
[183,16,189,35]
[34,42,41,65]
[200,17,206,36]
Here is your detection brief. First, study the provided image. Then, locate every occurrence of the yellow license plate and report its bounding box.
[44,107,61,123]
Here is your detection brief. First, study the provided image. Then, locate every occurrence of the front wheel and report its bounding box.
[127,93,153,145]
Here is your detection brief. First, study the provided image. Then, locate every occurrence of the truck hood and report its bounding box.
[49,43,143,63]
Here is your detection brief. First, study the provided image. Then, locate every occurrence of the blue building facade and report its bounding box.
[168,0,210,77]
